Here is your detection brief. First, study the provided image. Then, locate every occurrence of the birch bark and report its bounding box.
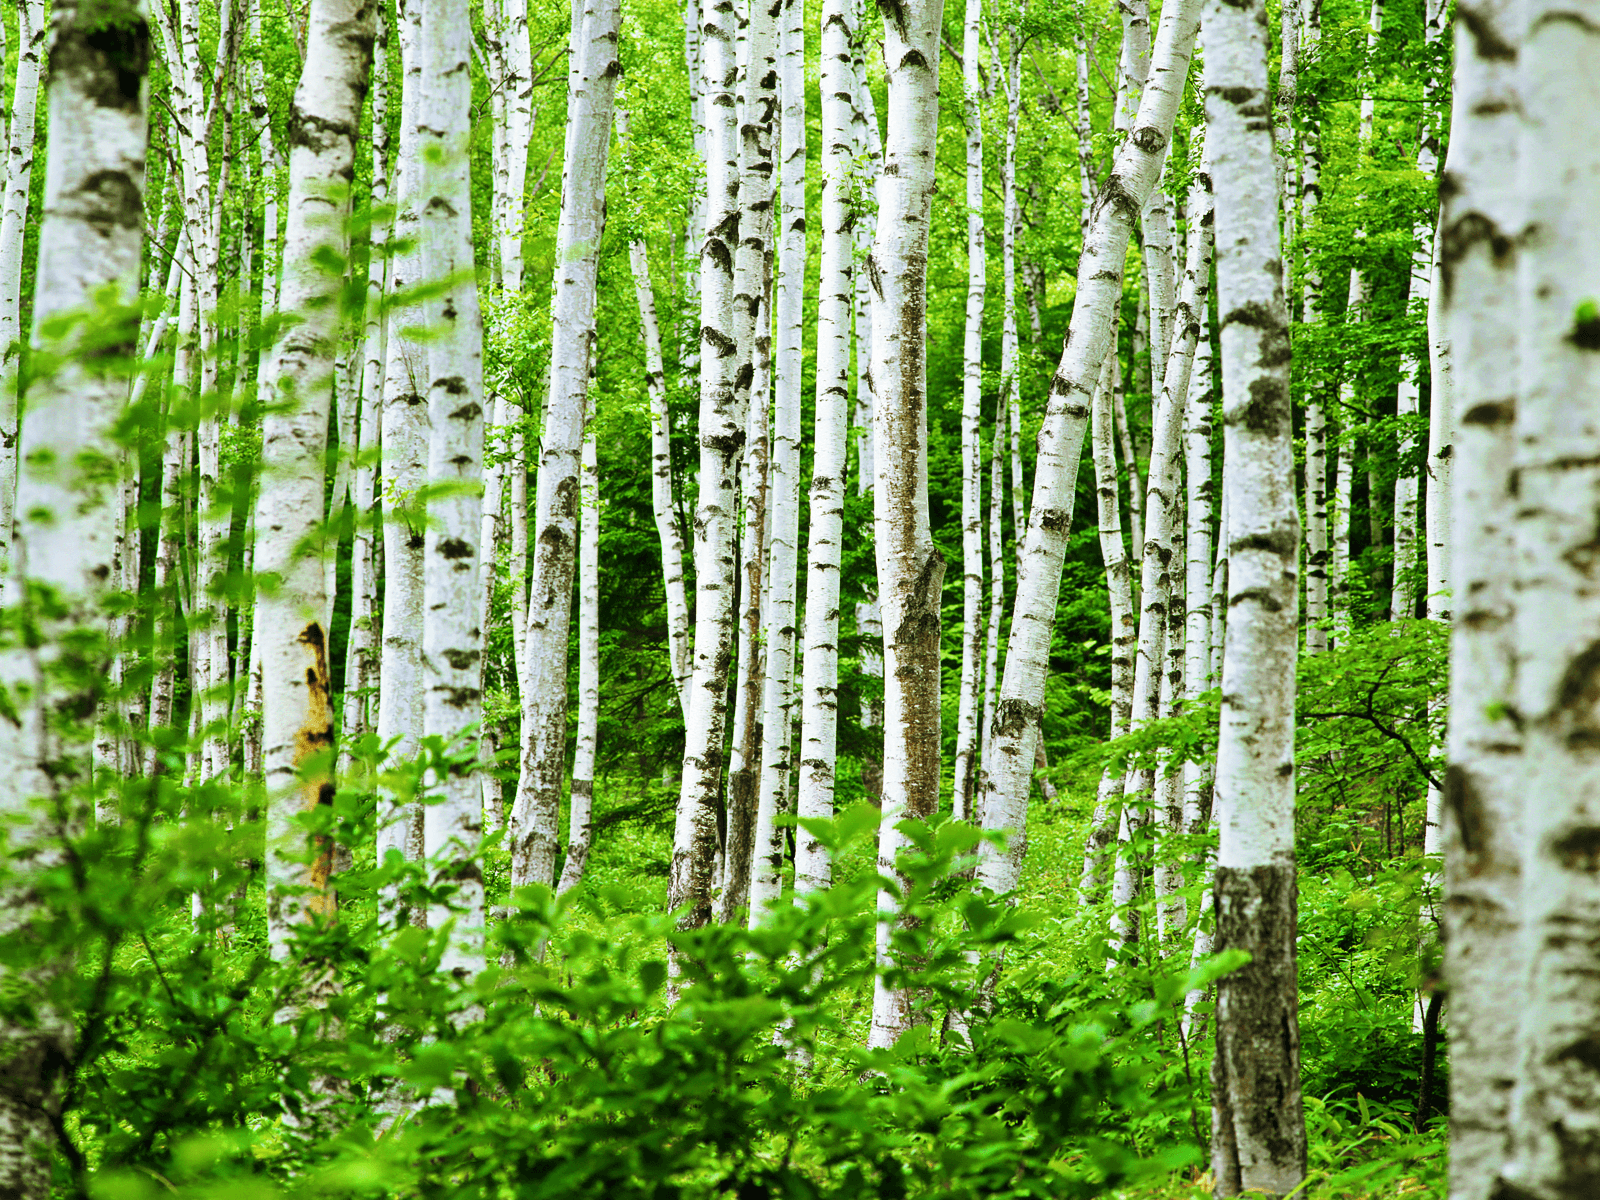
[668,0,742,929]
[792,0,856,898]
[343,7,389,773]
[0,3,147,1186]
[1299,0,1327,656]
[1204,1,1306,1188]
[865,0,947,1050]
[975,0,1201,898]
[0,0,44,566]
[1182,264,1215,838]
[1495,12,1600,1197]
[748,0,804,922]
[557,415,600,896]
[1080,350,1131,902]
[953,0,985,824]
[510,0,619,892]
[1437,4,1521,1195]
[254,0,374,959]
[722,0,779,921]
[377,0,427,900]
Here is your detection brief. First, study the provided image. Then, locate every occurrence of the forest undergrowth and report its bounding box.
[43,621,1445,1200]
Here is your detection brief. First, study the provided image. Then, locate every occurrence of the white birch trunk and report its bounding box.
[510,0,619,893]
[669,0,742,929]
[792,0,857,898]
[722,0,779,921]
[1437,4,1521,1194]
[975,0,1201,899]
[1299,0,1327,657]
[1151,156,1214,947]
[343,7,389,775]
[254,0,373,960]
[1495,12,1600,1198]
[1182,269,1215,838]
[1204,3,1306,1188]
[377,0,427,906]
[0,4,146,1186]
[866,0,946,1051]
[1079,350,1131,902]
[557,416,600,896]
[0,0,45,567]
[1001,20,1024,546]
[747,0,804,923]
[418,0,486,978]
[953,0,985,824]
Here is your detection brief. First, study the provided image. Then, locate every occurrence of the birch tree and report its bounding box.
[792,0,857,898]
[255,0,373,958]
[557,415,600,896]
[669,0,742,929]
[1437,4,1520,1192]
[511,0,620,892]
[1204,0,1306,1189]
[1493,14,1600,1198]
[954,0,985,824]
[0,1,148,1185]
[1299,0,1328,656]
[749,0,805,921]
[0,0,45,565]
[975,0,1201,899]
[866,0,947,1051]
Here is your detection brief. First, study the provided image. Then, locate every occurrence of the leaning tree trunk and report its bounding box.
[748,0,805,923]
[953,0,985,824]
[256,0,374,961]
[866,0,947,1052]
[1437,5,1520,1197]
[0,3,148,1189]
[976,0,1202,899]
[792,0,858,898]
[1203,3,1306,1192]
[669,0,742,930]
[511,0,620,893]
[1495,14,1600,1200]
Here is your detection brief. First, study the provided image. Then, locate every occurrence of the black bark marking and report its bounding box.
[1444,764,1487,855]
[439,536,474,560]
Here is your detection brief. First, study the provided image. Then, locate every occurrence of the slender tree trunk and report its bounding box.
[1274,0,1299,301]
[343,8,390,777]
[557,416,600,897]
[669,0,741,930]
[0,4,147,1186]
[748,0,804,922]
[1080,350,1131,902]
[1299,0,1327,656]
[866,0,947,1051]
[418,0,486,976]
[1001,18,1025,547]
[1437,5,1520,1195]
[1151,154,1213,947]
[255,0,374,961]
[954,0,985,824]
[511,0,620,893]
[1182,267,1215,839]
[377,0,427,911]
[792,0,857,898]
[0,0,44,568]
[976,0,1201,898]
[721,0,779,922]
[1204,4,1306,1190]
